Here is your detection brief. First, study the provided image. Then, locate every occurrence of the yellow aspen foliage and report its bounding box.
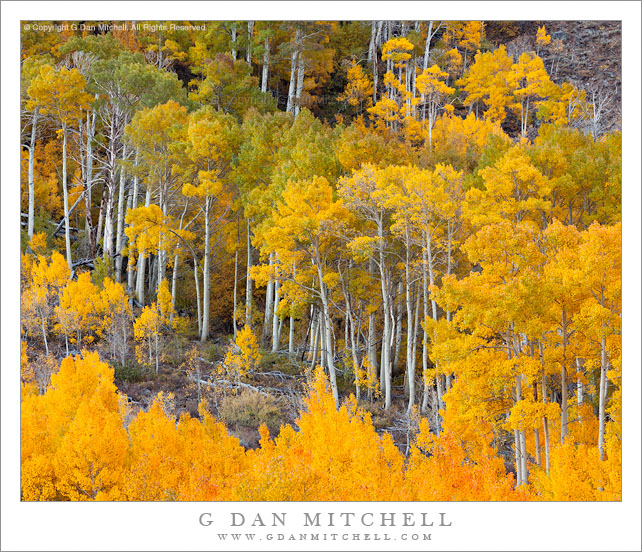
[428,113,510,170]
[21,250,70,355]
[457,45,515,122]
[530,442,620,500]
[337,61,374,116]
[536,25,551,54]
[406,420,527,501]
[21,352,123,500]
[506,52,553,137]
[55,272,104,346]
[20,142,63,220]
[133,303,162,372]
[53,391,128,500]
[222,325,262,384]
[241,368,406,501]
[121,393,183,500]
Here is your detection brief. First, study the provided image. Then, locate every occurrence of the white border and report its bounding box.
[2,2,640,551]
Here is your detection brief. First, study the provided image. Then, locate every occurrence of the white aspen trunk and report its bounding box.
[533,382,541,466]
[368,21,376,62]
[154,330,159,373]
[261,37,270,93]
[41,317,49,357]
[61,127,73,272]
[520,428,528,484]
[245,219,252,326]
[27,108,38,240]
[194,256,202,336]
[127,159,139,293]
[114,145,128,282]
[540,343,551,476]
[232,247,238,340]
[85,106,97,226]
[157,198,168,291]
[318,276,339,404]
[231,23,237,60]
[170,252,179,323]
[246,21,254,64]
[286,29,301,113]
[271,279,280,352]
[135,188,151,304]
[263,253,275,342]
[421,241,429,413]
[424,21,433,71]
[379,252,392,410]
[405,240,415,412]
[598,335,607,460]
[319,312,326,368]
[576,357,584,416]
[294,55,305,117]
[310,310,319,368]
[288,314,295,354]
[514,427,522,486]
[561,308,569,444]
[200,197,211,343]
[393,281,403,370]
[373,22,383,104]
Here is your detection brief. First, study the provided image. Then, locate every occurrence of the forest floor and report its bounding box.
[95,336,419,452]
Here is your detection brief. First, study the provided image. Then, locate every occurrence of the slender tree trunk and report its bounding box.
[194,256,202,336]
[114,145,128,282]
[540,343,551,476]
[294,55,305,117]
[288,315,295,354]
[533,381,541,466]
[271,279,280,352]
[41,317,49,357]
[245,219,252,326]
[201,198,211,343]
[405,242,416,412]
[232,247,238,340]
[231,23,237,60]
[561,308,569,443]
[27,108,38,240]
[127,157,139,293]
[286,29,301,113]
[135,188,151,304]
[318,275,339,404]
[514,427,522,486]
[310,310,319,369]
[263,253,274,342]
[261,37,270,93]
[246,21,254,64]
[61,127,73,272]
[379,258,392,410]
[423,21,434,70]
[170,252,179,323]
[598,335,608,460]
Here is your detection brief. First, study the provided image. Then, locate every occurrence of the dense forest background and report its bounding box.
[20,20,622,501]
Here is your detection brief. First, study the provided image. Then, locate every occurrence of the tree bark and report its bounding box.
[244,219,253,326]
[135,188,151,304]
[286,29,301,113]
[598,335,608,460]
[27,108,38,240]
[261,37,270,93]
[200,197,211,342]
[271,279,280,352]
[114,145,128,282]
[294,55,305,117]
[246,21,254,64]
[61,127,73,272]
